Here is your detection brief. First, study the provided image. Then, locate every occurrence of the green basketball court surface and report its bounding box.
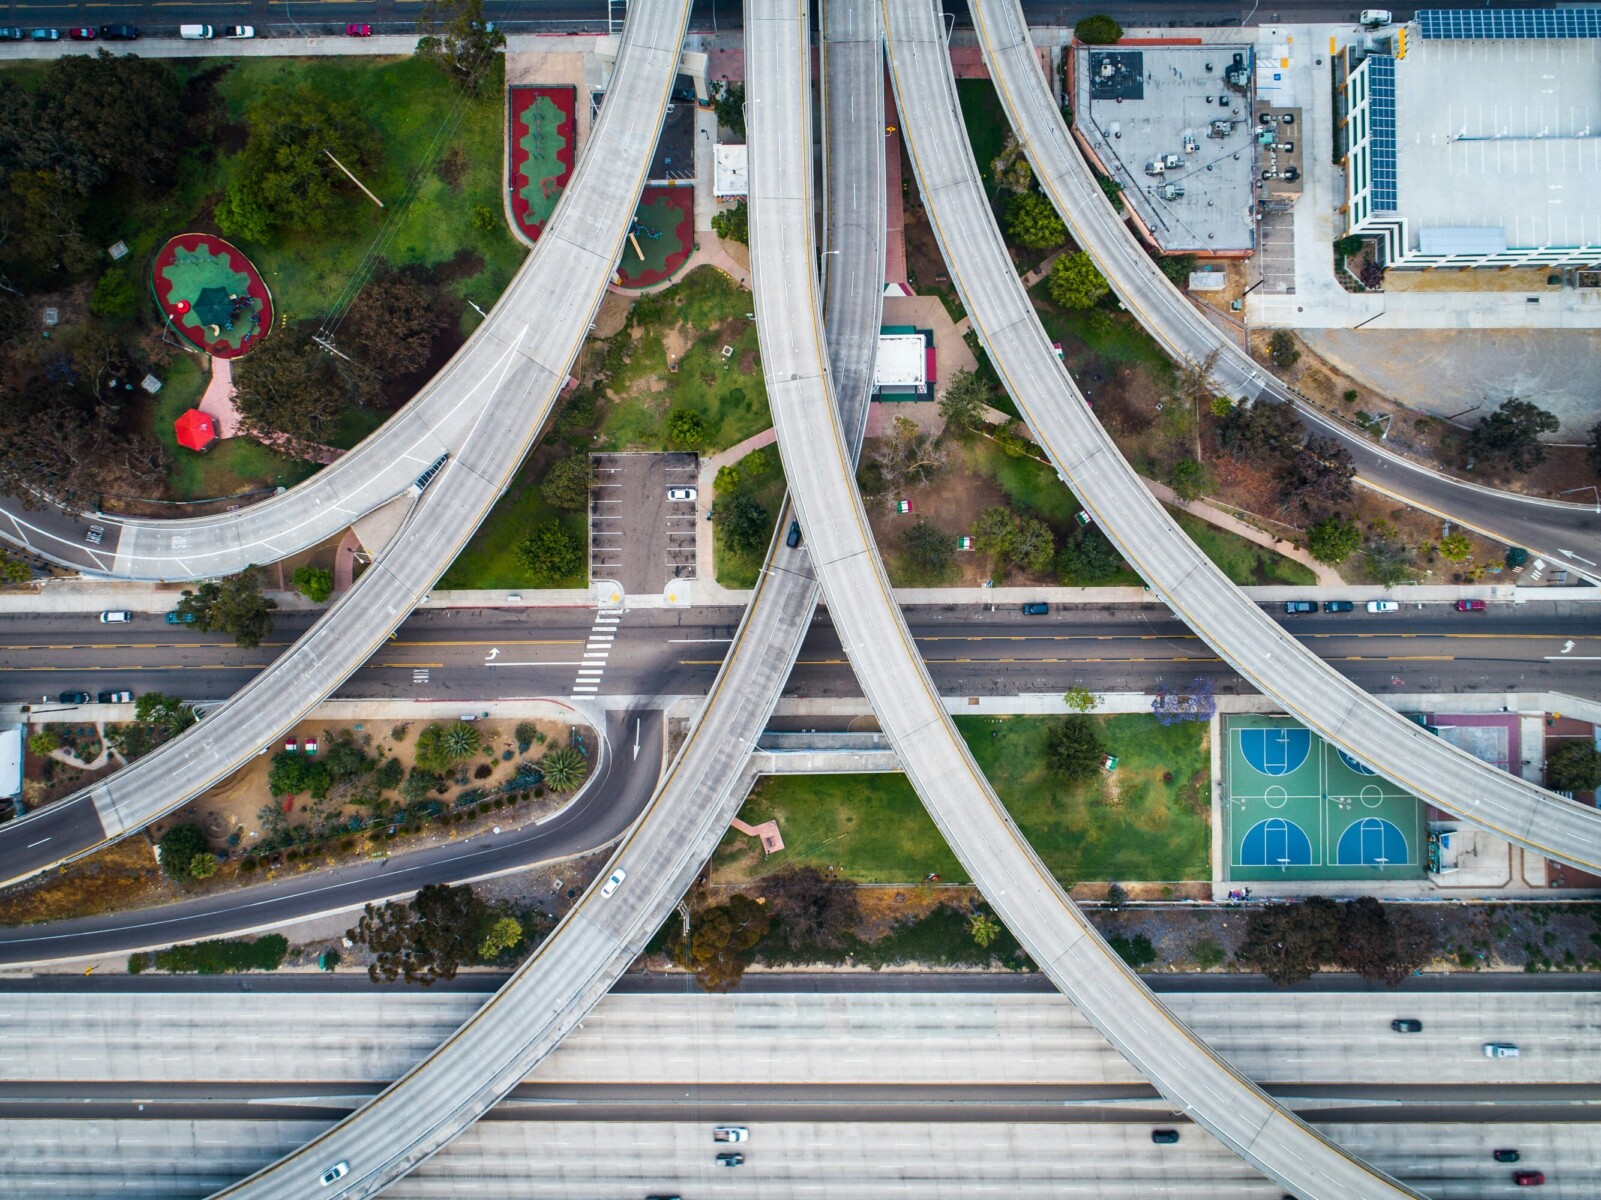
[1223,714,1425,882]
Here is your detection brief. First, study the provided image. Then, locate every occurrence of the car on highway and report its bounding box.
[786,519,802,548]
[346,23,373,36]
[1366,600,1399,613]
[57,691,92,705]
[96,691,133,705]
[1390,1018,1422,1033]
[166,610,197,624]
[221,25,254,38]
[1494,1149,1522,1163]
[1022,602,1049,616]
[1283,601,1315,614]
[713,1126,749,1143]
[100,610,133,624]
[600,868,627,897]
[1484,1042,1520,1057]
[0,28,23,40]
[715,1153,745,1167]
[1150,1129,1179,1144]
[1456,599,1486,612]
[1513,1171,1546,1186]
[667,486,697,501]
[31,28,61,41]
[319,1161,349,1186]
[67,26,96,39]
[1323,601,1354,613]
[99,24,139,39]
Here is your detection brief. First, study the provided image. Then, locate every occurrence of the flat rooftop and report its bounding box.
[1076,44,1258,254]
[875,332,927,389]
[1394,37,1601,252]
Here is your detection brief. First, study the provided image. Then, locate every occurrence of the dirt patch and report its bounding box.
[1383,267,1562,294]
[1188,259,1249,310]
[592,291,633,339]
[0,838,167,927]
[662,321,693,364]
[864,436,1020,586]
[856,883,973,940]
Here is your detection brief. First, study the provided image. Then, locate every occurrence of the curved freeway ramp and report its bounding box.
[966,0,1601,581]
[0,5,689,890]
[191,1,885,1195]
[892,0,1601,873]
[750,2,1422,1198]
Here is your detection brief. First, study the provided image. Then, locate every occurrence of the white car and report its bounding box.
[713,1126,749,1143]
[1483,1042,1520,1058]
[99,610,133,623]
[667,486,697,502]
[222,25,254,38]
[600,868,627,897]
[1365,600,1399,613]
[1359,9,1392,27]
[319,1161,349,1185]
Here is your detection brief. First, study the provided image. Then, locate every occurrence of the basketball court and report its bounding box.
[1223,715,1424,882]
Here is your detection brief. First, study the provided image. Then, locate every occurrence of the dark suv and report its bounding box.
[1323,600,1354,613]
[1150,1129,1180,1145]
[1390,1018,1422,1033]
[99,24,139,39]
[1283,601,1315,614]
[58,691,92,705]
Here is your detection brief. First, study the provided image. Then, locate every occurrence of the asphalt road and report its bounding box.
[0,709,657,967]
[5,601,1599,704]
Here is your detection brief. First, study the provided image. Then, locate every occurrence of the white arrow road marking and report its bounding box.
[486,647,500,662]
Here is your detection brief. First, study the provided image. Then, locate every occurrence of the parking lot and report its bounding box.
[588,452,699,596]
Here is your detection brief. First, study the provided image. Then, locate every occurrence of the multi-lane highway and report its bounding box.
[4,602,1601,703]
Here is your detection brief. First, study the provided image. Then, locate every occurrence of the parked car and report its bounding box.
[96,691,133,705]
[1390,1018,1422,1033]
[166,610,197,624]
[1323,601,1354,613]
[67,27,96,39]
[99,24,140,39]
[1283,601,1315,614]
[600,868,627,897]
[58,691,92,705]
[346,22,373,36]
[178,24,213,38]
[786,519,802,548]
[713,1127,749,1143]
[1512,1171,1545,1187]
[1360,9,1393,26]
[1456,599,1486,612]
[100,610,133,624]
[1366,600,1399,613]
[31,28,61,41]
[1484,1042,1520,1058]
[1494,1150,1522,1164]
[0,28,25,40]
[221,25,254,38]
[666,486,697,501]
[715,1154,745,1168]
[1151,1129,1180,1145]
[1022,602,1049,616]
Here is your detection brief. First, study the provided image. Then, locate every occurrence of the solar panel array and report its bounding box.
[1365,56,1398,211]
[1417,8,1601,39]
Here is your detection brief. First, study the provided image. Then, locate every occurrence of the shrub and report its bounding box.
[152,935,289,974]
[157,823,210,881]
[1047,251,1110,310]
[515,521,584,585]
[471,204,499,231]
[127,952,148,974]
[290,565,334,603]
[1268,330,1300,369]
[240,857,259,873]
[1074,13,1123,43]
[1108,933,1156,969]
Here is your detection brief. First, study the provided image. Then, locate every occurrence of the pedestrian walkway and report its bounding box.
[730,815,785,854]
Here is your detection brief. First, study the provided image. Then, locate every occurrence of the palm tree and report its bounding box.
[442,721,481,761]
[540,745,588,792]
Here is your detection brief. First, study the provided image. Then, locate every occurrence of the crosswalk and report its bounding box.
[572,609,621,695]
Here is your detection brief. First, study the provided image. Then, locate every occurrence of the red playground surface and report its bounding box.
[509,85,577,242]
[615,186,694,289]
[151,233,274,360]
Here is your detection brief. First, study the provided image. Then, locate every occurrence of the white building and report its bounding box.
[713,145,748,198]
[1340,8,1601,269]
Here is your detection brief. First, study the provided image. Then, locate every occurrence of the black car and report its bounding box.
[1151,1129,1180,1145]
[99,23,139,39]
[786,519,801,548]
[58,691,92,705]
[1494,1149,1522,1164]
[1323,600,1354,613]
[715,1153,744,1167]
[1390,1018,1423,1033]
[1283,601,1315,614]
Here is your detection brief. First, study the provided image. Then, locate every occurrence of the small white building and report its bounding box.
[0,725,22,802]
[713,145,748,198]
[873,326,935,398]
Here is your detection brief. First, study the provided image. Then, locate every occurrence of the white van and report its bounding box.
[179,24,214,39]
[1359,10,1392,27]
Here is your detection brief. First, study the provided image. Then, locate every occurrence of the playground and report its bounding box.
[1223,715,1425,882]
[509,85,577,242]
[150,234,273,359]
[616,186,694,288]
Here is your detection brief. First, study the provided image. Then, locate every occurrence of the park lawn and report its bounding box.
[958,714,1212,882]
[957,79,1009,194]
[598,268,771,453]
[1169,506,1316,585]
[1028,284,1174,380]
[711,774,968,885]
[153,356,316,500]
[713,443,787,589]
[436,454,587,590]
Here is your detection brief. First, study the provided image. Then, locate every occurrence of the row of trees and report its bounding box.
[1239,896,1429,986]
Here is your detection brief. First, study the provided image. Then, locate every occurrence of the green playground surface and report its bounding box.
[1223,714,1425,882]
[152,234,272,358]
[616,187,693,288]
[509,85,575,238]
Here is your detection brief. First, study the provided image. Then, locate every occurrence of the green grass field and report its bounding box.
[957,79,1009,194]
[712,716,1211,885]
[599,268,771,453]
[436,452,587,590]
[1170,507,1316,586]
[153,357,316,500]
[1028,284,1174,378]
[713,443,788,589]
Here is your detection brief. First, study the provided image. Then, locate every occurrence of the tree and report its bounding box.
[540,744,589,791]
[716,494,771,558]
[1045,714,1105,782]
[1074,14,1123,44]
[267,750,332,799]
[901,520,955,578]
[348,883,488,986]
[402,767,444,805]
[157,823,210,881]
[1057,526,1124,585]
[712,81,746,139]
[135,692,195,735]
[1363,536,1415,586]
[972,506,1021,575]
[1237,896,1342,986]
[27,729,60,756]
[1215,398,1302,465]
[1438,533,1473,563]
[231,328,353,444]
[373,757,404,793]
[443,721,481,760]
[1005,190,1066,250]
[477,915,524,960]
[539,455,591,511]
[414,721,480,775]
[669,893,770,992]
[176,567,277,648]
[1151,676,1216,725]
[1465,398,1560,473]
[1063,685,1097,713]
[1168,457,1214,502]
[415,0,506,96]
[220,85,370,239]
[1268,330,1300,370]
[340,263,445,383]
[666,407,707,450]
[1547,740,1601,792]
[1047,251,1109,310]
[515,521,584,584]
[1014,517,1056,574]
[90,267,138,318]
[939,369,992,432]
[968,910,1002,948]
[1334,235,1364,258]
[765,865,860,949]
[1276,436,1354,521]
[1333,896,1429,985]
[989,133,1034,194]
[711,198,748,244]
[188,853,218,880]
[1099,173,1125,212]
[1105,882,1128,910]
[1306,516,1361,565]
[867,415,948,504]
[291,565,334,603]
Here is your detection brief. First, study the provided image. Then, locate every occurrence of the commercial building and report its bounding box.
[1339,8,1601,269]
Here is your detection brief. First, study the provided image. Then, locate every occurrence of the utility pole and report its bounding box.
[324,149,384,209]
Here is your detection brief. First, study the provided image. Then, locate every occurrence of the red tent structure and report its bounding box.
[174,408,217,453]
